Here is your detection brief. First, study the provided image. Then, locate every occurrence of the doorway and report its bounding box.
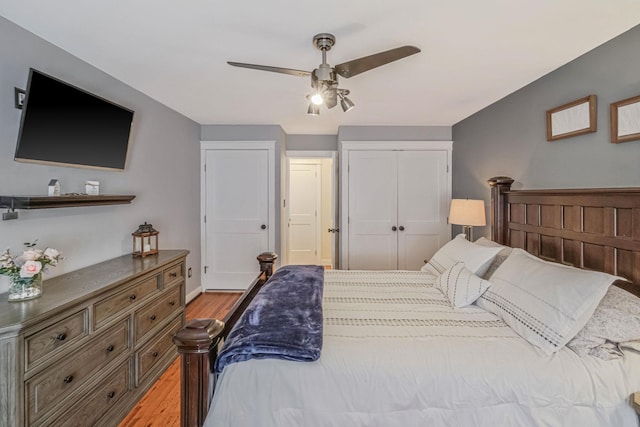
[284,152,336,268]
[201,141,275,290]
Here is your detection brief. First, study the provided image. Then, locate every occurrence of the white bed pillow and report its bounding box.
[473,237,505,248]
[436,262,492,308]
[475,249,618,354]
[474,237,513,280]
[421,234,502,277]
[567,285,640,360]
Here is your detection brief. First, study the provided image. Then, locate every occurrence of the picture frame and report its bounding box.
[610,94,640,144]
[546,95,597,141]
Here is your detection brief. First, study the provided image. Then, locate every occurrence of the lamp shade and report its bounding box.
[449,199,486,226]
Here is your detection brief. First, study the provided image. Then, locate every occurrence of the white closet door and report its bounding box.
[397,151,450,270]
[288,162,321,265]
[348,151,398,270]
[204,149,269,290]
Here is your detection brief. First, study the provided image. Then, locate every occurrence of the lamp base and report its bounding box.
[462,225,473,241]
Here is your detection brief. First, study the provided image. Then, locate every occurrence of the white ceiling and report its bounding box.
[2,1,640,135]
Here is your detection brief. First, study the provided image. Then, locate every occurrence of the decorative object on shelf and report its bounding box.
[85,180,100,195]
[610,94,640,144]
[48,179,61,196]
[132,222,159,257]
[546,95,597,141]
[448,199,486,241]
[0,242,63,301]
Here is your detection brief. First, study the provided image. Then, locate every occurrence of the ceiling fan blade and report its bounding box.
[334,46,420,78]
[227,62,311,77]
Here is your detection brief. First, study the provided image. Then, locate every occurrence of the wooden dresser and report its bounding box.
[0,250,189,427]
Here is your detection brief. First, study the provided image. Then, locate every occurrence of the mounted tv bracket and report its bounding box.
[1,198,18,221]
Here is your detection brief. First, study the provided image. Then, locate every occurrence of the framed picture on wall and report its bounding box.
[610,94,640,143]
[546,95,597,141]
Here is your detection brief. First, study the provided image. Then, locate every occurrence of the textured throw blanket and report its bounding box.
[215,265,325,373]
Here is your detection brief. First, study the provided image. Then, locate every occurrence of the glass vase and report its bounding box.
[8,274,43,302]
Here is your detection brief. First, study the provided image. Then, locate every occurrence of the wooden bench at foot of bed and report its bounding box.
[173,252,277,427]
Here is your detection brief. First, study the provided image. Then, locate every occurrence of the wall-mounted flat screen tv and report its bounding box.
[15,68,134,171]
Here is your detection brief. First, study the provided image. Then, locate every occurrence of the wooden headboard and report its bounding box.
[488,177,640,294]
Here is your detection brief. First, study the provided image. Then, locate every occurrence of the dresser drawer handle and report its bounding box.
[169,272,178,278]
[129,294,136,301]
[150,315,157,321]
[56,333,67,341]
[152,351,159,358]
[107,391,116,399]
[106,345,114,352]
[63,375,74,384]
[169,301,175,306]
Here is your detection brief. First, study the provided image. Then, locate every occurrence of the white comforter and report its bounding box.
[206,270,640,427]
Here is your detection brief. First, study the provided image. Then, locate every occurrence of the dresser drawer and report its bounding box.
[25,309,88,372]
[94,274,160,329]
[44,361,131,427]
[26,319,129,424]
[163,262,184,287]
[134,285,182,343]
[135,316,182,386]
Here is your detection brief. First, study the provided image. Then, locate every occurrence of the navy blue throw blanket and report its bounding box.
[214,265,325,373]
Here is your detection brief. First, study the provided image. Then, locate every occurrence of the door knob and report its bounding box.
[399,226,405,231]
[392,226,397,231]
[261,224,267,230]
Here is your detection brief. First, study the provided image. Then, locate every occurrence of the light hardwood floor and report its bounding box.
[118,291,241,427]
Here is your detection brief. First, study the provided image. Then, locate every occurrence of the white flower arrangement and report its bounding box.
[0,242,63,283]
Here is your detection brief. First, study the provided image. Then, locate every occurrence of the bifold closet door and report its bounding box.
[347,149,450,270]
[347,151,398,270]
[396,150,449,270]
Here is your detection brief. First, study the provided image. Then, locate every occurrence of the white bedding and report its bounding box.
[206,270,640,427]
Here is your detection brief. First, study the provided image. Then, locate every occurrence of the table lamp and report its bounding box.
[449,199,486,241]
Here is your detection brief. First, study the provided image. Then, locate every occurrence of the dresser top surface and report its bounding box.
[0,249,189,332]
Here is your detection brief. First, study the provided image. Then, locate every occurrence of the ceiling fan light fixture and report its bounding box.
[339,94,355,112]
[228,33,420,116]
[310,93,324,105]
[307,103,320,116]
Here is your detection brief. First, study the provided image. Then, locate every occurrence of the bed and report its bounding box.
[174,177,640,426]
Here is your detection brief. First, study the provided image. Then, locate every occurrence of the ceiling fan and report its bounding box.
[228,33,420,115]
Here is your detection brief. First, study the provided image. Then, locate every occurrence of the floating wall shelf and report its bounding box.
[0,195,135,217]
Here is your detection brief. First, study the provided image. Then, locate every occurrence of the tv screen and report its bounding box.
[15,69,134,171]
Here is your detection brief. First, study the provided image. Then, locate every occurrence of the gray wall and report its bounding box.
[453,24,640,206]
[0,18,202,297]
[200,124,286,256]
[338,125,452,142]
[287,134,338,151]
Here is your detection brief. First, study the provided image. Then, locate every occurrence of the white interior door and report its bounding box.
[347,151,398,270]
[397,151,450,270]
[204,149,269,290]
[288,161,321,265]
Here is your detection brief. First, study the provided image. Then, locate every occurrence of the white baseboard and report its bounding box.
[186,287,202,304]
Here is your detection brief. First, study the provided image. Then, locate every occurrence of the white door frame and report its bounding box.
[200,141,276,291]
[339,141,453,269]
[284,150,337,267]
